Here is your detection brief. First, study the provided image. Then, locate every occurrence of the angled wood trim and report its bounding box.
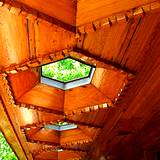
[0,74,33,160]
[0,99,28,160]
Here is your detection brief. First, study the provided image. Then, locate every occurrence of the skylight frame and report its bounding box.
[40,57,96,90]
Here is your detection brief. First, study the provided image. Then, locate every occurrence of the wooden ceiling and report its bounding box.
[0,0,160,160]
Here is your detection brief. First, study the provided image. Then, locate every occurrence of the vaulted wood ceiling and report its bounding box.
[0,0,160,160]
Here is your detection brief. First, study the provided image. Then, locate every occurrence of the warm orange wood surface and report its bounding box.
[77,0,155,25]
[8,70,38,99]
[0,8,29,67]
[27,128,59,144]
[0,7,75,68]
[34,20,75,57]
[64,84,109,112]
[0,1,159,160]
[18,84,64,112]
[92,67,127,99]
[17,0,76,25]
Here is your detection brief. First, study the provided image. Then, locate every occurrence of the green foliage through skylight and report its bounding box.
[0,132,17,160]
[42,58,91,82]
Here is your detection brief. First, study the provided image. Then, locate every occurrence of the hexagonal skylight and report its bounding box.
[41,57,95,90]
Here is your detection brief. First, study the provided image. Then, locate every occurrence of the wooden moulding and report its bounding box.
[114,74,135,105]
[17,102,64,115]
[20,119,102,131]
[2,47,133,76]
[27,138,92,148]
[33,145,86,156]
[17,101,110,116]
[0,0,76,32]
[1,48,72,74]
[76,1,160,34]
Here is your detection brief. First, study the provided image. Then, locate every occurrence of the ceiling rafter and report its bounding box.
[73,47,135,74]
[76,1,160,34]
[0,0,76,32]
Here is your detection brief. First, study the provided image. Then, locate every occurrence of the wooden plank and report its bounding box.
[64,84,111,113]
[0,100,28,160]
[0,7,30,67]
[0,75,33,159]
[17,84,64,113]
[92,67,127,99]
[8,70,38,100]
[16,0,76,25]
[0,0,76,31]
[34,20,76,57]
[77,0,156,25]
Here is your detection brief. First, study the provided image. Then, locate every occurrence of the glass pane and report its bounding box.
[42,58,91,82]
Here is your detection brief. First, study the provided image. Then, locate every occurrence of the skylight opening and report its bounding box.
[44,121,78,131]
[41,57,95,90]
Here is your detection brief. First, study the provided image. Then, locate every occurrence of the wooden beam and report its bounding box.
[1,48,72,74]
[0,0,76,32]
[27,139,60,146]
[0,74,33,160]
[0,99,29,160]
[76,1,160,31]
[17,102,64,116]
[73,47,135,74]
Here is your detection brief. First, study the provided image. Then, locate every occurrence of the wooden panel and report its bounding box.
[67,109,110,127]
[64,84,108,112]
[17,0,76,25]
[27,128,59,144]
[81,21,128,59]
[92,68,127,99]
[77,0,155,25]
[8,70,38,99]
[59,151,81,160]
[60,128,90,144]
[15,107,38,126]
[35,151,58,160]
[18,84,64,112]
[121,13,160,71]
[0,8,29,67]
[88,12,160,160]
[35,20,76,57]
